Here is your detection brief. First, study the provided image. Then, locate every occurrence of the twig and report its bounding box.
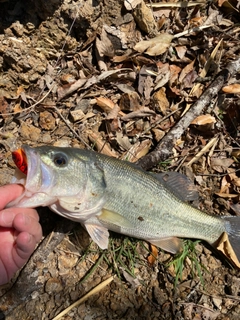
[134,109,179,140]
[186,135,219,166]
[52,275,115,320]
[136,57,240,170]
[50,106,91,149]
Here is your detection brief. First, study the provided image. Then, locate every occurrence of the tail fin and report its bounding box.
[221,216,240,268]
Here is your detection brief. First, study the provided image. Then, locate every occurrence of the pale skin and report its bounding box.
[0,184,42,285]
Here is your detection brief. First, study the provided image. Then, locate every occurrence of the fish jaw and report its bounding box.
[8,146,57,208]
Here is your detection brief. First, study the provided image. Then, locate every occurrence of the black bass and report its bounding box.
[8,145,240,265]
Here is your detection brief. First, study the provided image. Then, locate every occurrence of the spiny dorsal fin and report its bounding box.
[152,172,199,202]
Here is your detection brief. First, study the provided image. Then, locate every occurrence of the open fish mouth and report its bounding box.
[12,148,28,175]
[12,145,56,190]
[9,146,57,208]
[11,145,41,189]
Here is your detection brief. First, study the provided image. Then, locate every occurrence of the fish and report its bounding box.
[7,145,240,266]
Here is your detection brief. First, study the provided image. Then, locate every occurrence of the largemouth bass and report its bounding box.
[8,145,240,265]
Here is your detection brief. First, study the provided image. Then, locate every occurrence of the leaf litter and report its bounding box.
[0,0,240,319]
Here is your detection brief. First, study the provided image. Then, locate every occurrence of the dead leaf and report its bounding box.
[57,78,87,101]
[191,114,216,125]
[124,0,142,10]
[211,157,234,173]
[147,244,158,265]
[133,0,158,36]
[169,64,182,86]
[153,87,170,115]
[179,59,195,83]
[96,97,115,112]
[121,107,155,121]
[152,128,165,142]
[175,46,187,59]
[222,84,240,94]
[106,105,121,120]
[216,232,240,269]
[119,92,141,111]
[96,97,125,117]
[87,130,118,157]
[134,33,174,56]
[124,139,151,162]
[115,132,132,151]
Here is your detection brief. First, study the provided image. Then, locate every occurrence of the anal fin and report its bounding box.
[148,236,183,254]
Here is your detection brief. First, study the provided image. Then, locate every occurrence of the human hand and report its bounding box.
[0,184,42,285]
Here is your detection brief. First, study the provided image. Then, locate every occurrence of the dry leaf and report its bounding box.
[57,78,87,101]
[124,139,151,162]
[96,97,115,112]
[124,0,142,10]
[87,130,117,157]
[153,87,170,115]
[191,114,216,125]
[147,244,158,265]
[134,33,174,56]
[121,107,155,120]
[119,92,141,111]
[217,232,240,268]
[175,46,187,59]
[133,0,158,36]
[211,157,234,173]
[222,84,240,94]
[179,59,195,83]
[169,64,182,86]
[96,97,125,116]
[115,132,132,151]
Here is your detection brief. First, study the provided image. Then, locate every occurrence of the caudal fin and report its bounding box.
[222,216,240,266]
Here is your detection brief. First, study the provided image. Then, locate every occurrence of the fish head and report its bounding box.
[9,145,89,208]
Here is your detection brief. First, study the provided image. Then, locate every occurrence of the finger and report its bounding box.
[0,207,40,228]
[0,184,24,210]
[13,213,42,243]
[13,232,37,265]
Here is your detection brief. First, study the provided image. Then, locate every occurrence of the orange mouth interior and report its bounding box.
[12,148,28,175]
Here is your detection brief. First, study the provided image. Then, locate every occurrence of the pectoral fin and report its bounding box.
[148,237,183,254]
[98,209,133,229]
[85,223,110,250]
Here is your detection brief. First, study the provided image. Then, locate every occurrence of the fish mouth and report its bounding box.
[12,148,28,175]
[11,145,55,192]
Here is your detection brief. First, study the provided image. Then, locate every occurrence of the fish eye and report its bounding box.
[53,153,68,167]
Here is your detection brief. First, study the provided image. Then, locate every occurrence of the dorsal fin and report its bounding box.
[152,171,199,202]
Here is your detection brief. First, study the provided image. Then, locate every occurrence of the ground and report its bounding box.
[0,0,240,319]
